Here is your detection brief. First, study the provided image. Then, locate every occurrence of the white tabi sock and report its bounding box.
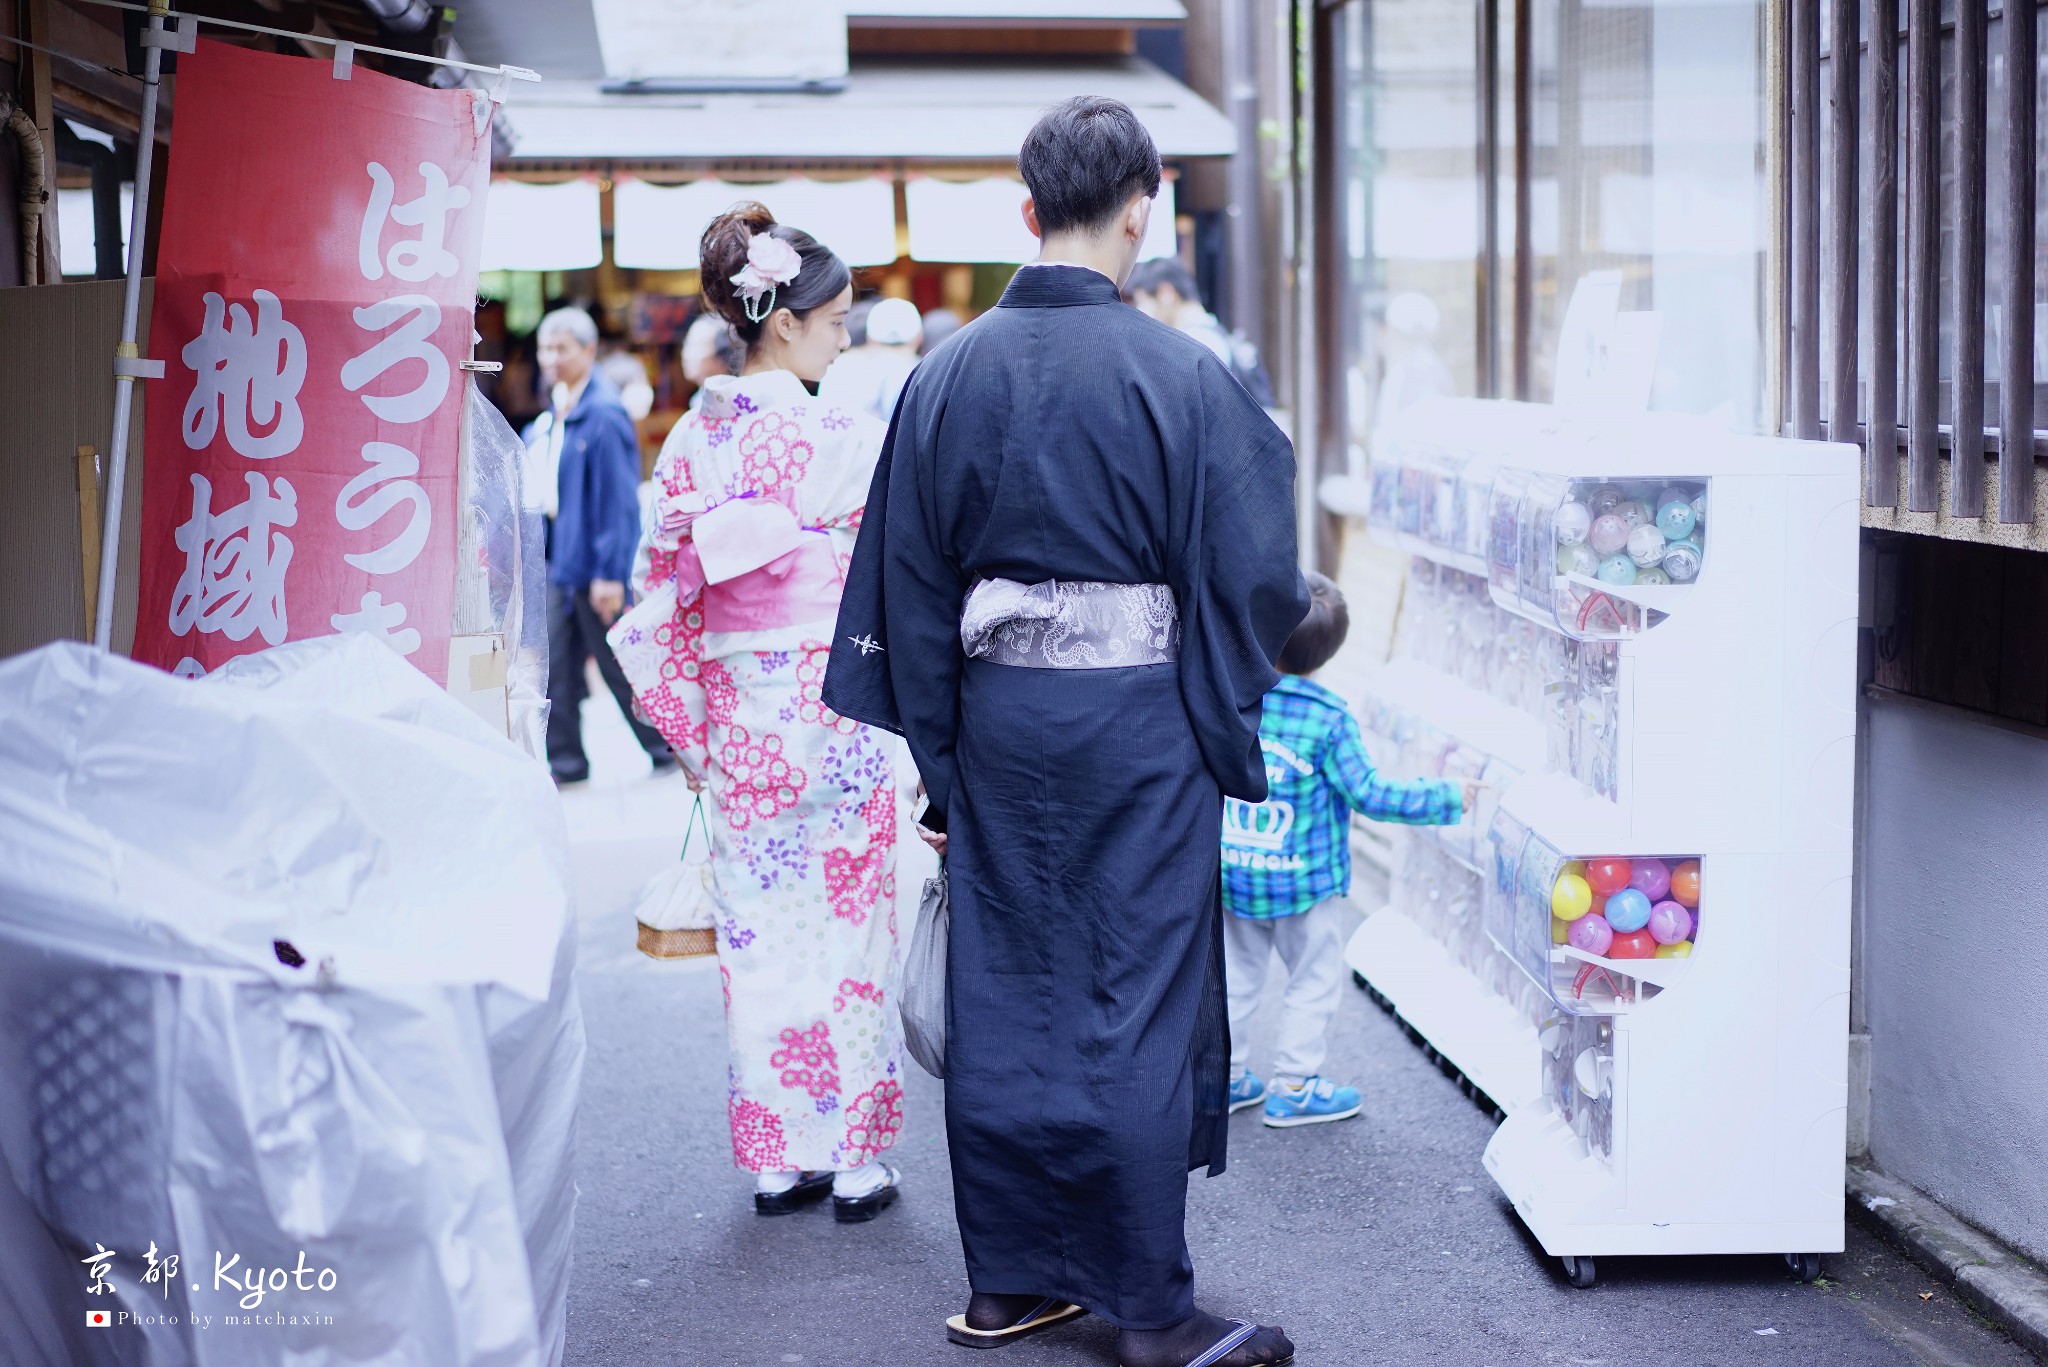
[833,1160,890,1199]
[755,1169,802,1195]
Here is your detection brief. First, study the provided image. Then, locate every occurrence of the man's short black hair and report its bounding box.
[1018,96,1162,236]
[1126,257,1202,307]
[1277,572,1349,676]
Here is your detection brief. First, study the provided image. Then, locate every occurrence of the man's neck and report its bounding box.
[553,374,590,413]
[1032,232,1130,289]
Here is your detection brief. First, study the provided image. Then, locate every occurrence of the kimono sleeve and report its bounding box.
[821,385,966,816]
[1172,369,1310,804]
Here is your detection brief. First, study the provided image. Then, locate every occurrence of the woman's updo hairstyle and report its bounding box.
[699,201,852,349]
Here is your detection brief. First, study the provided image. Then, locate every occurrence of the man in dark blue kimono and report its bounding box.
[824,98,1306,1367]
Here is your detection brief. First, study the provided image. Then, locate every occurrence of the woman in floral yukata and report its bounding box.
[609,203,904,1222]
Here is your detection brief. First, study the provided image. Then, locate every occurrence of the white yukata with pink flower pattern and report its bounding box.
[612,369,903,1174]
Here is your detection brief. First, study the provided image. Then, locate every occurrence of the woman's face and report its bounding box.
[772,285,855,384]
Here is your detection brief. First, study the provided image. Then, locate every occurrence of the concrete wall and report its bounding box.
[1862,691,2048,1264]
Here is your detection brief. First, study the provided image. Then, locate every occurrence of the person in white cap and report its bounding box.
[822,295,924,421]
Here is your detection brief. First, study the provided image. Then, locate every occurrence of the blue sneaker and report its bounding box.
[1228,1073,1266,1114]
[1262,1076,1362,1128]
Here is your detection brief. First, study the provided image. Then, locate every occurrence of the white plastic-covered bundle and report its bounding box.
[456,379,552,761]
[0,634,582,1367]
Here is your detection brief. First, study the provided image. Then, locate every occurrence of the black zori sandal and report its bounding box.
[1120,1319,1294,1367]
[945,1297,1088,1349]
[753,1171,835,1216]
[832,1163,902,1224]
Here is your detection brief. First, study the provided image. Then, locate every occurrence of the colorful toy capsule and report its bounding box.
[1657,499,1697,541]
[1615,500,1653,531]
[1585,857,1633,896]
[1556,542,1601,577]
[1551,915,1572,944]
[1629,858,1671,900]
[1596,554,1638,586]
[1604,887,1652,933]
[1647,900,1694,944]
[1588,513,1631,556]
[1634,565,1672,585]
[1552,872,1594,921]
[1608,929,1658,959]
[1586,484,1625,516]
[1554,500,1592,546]
[1567,913,1615,956]
[1669,859,1701,907]
[1653,940,1694,959]
[1626,524,1668,568]
[1661,538,1703,582]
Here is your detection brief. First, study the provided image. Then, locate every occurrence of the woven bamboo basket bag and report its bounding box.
[634,793,718,960]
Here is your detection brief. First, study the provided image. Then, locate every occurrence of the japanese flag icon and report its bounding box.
[86,1309,112,1328]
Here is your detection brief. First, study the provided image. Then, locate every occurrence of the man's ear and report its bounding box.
[1125,192,1152,244]
[1022,196,1043,241]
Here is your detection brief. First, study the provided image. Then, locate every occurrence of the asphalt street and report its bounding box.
[557,690,2034,1367]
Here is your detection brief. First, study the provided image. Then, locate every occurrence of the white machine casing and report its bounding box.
[1345,398,1858,1267]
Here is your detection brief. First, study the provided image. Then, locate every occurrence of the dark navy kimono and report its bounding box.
[822,264,1307,1330]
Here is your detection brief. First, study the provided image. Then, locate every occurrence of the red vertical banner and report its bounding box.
[133,40,491,683]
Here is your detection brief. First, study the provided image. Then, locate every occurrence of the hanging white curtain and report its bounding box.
[480,179,603,272]
[613,178,899,271]
[905,176,1176,265]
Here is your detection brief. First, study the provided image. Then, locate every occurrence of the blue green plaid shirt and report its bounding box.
[1221,675,1464,920]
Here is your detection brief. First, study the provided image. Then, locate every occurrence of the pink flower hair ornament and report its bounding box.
[731,232,804,323]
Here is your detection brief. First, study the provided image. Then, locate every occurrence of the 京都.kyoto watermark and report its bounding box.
[81,1240,342,1329]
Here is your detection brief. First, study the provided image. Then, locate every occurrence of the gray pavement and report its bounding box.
[557,690,2034,1367]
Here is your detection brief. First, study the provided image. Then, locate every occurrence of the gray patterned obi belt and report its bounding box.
[961,578,1181,669]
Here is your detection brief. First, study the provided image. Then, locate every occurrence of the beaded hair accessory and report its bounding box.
[731,231,803,323]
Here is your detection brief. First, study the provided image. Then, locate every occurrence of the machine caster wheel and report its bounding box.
[1784,1252,1822,1283]
[1562,1255,1597,1289]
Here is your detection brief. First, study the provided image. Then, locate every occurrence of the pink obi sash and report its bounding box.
[663,486,842,632]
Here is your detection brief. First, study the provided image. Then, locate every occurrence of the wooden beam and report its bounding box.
[74,444,99,636]
[20,0,58,284]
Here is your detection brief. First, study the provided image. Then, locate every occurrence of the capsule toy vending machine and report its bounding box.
[1349,399,1860,1287]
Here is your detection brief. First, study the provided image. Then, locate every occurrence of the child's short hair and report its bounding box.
[1277,572,1348,676]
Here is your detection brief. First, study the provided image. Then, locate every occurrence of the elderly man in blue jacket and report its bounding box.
[526,307,676,784]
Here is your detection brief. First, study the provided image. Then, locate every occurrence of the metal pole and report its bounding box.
[1512,0,1532,400]
[1478,0,1501,398]
[92,5,165,649]
[1949,0,1986,517]
[1292,0,1319,573]
[1825,0,1859,447]
[1997,0,2036,522]
[1790,0,1821,439]
[1866,0,1898,505]
[1903,0,1938,512]
[1224,0,1265,349]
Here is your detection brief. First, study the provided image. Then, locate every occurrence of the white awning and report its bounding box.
[501,57,1234,162]
[613,177,900,270]
[480,179,604,271]
[905,175,1176,263]
[847,1,1186,18]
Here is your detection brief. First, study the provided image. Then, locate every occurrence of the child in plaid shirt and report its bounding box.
[1223,572,1475,1127]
